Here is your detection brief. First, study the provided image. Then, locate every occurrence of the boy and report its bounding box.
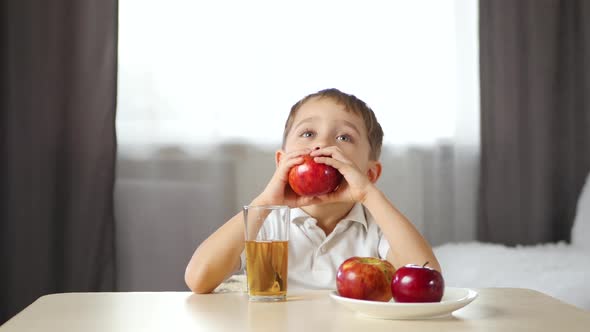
[185,88,441,293]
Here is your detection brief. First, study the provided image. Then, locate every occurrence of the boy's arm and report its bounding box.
[363,186,442,272]
[184,196,268,294]
[184,210,243,294]
[311,147,441,272]
[185,148,315,293]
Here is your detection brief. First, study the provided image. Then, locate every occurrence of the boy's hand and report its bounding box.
[309,146,376,204]
[255,148,323,207]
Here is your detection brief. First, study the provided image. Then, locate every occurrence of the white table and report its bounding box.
[1,288,589,331]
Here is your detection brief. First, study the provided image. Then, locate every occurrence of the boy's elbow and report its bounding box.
[184,256,241,294]
[188,283,213,294]
[185,266,214,294]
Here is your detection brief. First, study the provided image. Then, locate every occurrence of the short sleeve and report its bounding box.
[238,248,246,271]
[377,231,390,259]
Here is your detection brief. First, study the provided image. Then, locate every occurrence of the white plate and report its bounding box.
[329,287,478,320]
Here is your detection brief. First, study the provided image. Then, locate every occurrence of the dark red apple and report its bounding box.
[391,262,444,303]
[336,257,396,302]
[288,155,343,196]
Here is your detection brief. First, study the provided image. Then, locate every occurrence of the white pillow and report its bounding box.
[571,172,590,249]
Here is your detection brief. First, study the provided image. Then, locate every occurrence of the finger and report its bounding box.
[311,148,353,165]
[313,155,352,170]
[278,149,311,167]
[282,156,304,168]
[277,152,305,169]
[286,193,320,208]
[276,157,304,180]
[309,146,341,157]
[285,148,312,159]
[322,181,356,202]
[314,189,348,204]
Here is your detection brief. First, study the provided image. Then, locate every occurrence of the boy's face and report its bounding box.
[281,97,380,179]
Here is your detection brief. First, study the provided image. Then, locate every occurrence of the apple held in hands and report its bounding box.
[391,262,444,303]
[288,155,343,196]
[336,257,396,302]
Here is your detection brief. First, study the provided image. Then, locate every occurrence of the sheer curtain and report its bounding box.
[115,0,479,290]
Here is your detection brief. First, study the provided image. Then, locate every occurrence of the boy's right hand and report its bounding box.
[254,149,321,208]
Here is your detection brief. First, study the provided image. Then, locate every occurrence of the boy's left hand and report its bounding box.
[309,147,376,204]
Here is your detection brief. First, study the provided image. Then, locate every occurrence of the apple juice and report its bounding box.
[245,240,288,297]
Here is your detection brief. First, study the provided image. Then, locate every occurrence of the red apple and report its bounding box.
[391,262,444,303]
[336,257,396,302]
[288,155,343,196]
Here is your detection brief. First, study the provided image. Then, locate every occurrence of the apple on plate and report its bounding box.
[288,154,343,196]
[336,257,396,302]
[391,262,444,303]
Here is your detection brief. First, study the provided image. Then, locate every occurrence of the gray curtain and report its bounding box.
[0,0,118,323]
[478,0,590,245]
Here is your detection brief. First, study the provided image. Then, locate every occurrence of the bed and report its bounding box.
[434,173,590,311]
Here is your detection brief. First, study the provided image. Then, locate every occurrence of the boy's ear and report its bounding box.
[275,150,285,167]
[367,160,382,183]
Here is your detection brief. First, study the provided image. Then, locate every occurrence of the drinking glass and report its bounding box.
[243,205,290,302]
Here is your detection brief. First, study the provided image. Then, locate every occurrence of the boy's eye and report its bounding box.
[337,134,352,142]
[301,131,314,138]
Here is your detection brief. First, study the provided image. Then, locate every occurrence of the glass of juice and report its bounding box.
[243,205,289,302]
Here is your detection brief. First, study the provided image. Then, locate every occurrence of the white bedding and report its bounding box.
[434,241,590,310]
[434,172,590,311]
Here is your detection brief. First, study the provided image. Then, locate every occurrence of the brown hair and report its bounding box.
[282,88,384,160]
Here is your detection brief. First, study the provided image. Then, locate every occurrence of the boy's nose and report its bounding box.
[313,138,330,150]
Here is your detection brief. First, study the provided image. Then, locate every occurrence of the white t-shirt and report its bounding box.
[239,203,391,290]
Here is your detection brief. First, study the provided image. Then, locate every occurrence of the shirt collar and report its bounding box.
[290,203,368,231]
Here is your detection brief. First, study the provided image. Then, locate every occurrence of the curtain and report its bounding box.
[478,0,590,245]
[0,0,118,323]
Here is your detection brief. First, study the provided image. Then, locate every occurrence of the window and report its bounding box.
[118,0,477,146]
